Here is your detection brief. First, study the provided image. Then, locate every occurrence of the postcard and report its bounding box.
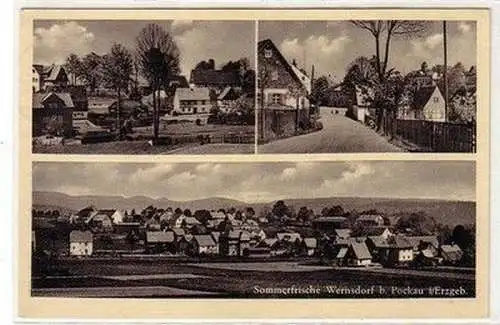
[18,8,490,319]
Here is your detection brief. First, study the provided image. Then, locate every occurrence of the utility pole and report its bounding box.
[443,21,449,122]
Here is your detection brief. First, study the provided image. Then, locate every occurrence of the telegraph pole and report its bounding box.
[443,21,449,122]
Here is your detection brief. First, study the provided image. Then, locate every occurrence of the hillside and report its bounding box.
[32,191,475,227]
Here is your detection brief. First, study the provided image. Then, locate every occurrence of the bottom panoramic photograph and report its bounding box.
[31,161,476,298]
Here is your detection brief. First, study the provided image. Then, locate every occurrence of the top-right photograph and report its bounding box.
[257,20,477,153]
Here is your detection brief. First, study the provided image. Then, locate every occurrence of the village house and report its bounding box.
[70,205,97,224]
[172,87,212,116]
[440,244,464,265]
[145,231,176,254]
[219,230,251,256]
[32,92,74,137]
[217,87,240,113]
[69,230,93,256]
[402,85,446,122]
[366,235,414,267]
[359,226,393,240]
[406,235,440,256]
[192,235,218,256]
[355,214,385,227]
[190,64,241,94]
[312,216,347,233]
[258,39,311,112]
[32,64,69,92]
[84,209,125,232]
[346,241,372,266]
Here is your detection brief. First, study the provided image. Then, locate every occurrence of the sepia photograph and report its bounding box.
[257,20,477,153]
[31,20,256,155]
[31,161,476,299]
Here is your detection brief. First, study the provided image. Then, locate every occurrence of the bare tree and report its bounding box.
[101,43,134,139]
[136,23,180,143]
[349,21,427,82]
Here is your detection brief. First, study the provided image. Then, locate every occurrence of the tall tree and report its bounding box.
[136,24,180,142]
[349,21,427,82]
[101,43,133,139]
[310,76,330,107]
[349,21,428,131]
[65,53,82,85]
[81,52,103,94]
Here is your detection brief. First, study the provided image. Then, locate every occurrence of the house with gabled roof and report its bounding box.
[173,87,212,115]
[145,231,176,254]
[32,92,74,137]
[440,244,463,265]
[69,230,93,256]
[217,86,240,113]
[257,39,311,112]
[346,241,372,266]
[400,85,446,122]
[32,64,69,92]
[190,67,240,92]
[192,235,218,255]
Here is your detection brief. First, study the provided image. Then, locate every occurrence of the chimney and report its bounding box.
[292,59,297,67]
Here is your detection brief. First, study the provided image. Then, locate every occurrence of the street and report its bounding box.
[258,112,404,153]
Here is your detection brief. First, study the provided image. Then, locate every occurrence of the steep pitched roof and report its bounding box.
[412,86,443,110]
[33,92,75,109]
[70,230,93,242]
[175,87,211,101]
[441,244,463,261]
[350,242,372,260]
[218,86,239,100]
[258,39,306,92]
[45,65,67,81]
[190,69,240,87]
[194,234,216,247]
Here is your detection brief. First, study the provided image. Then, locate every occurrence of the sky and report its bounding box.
[33,20,255,76]
[259,20,476,81]
[33,161,475,203]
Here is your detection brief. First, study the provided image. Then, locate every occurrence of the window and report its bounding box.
[433,96,439,103]
[271,93,281,104]
[264,49,272,58]
[271,70,279,81]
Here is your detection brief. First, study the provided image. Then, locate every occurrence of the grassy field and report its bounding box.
[33,140,254,155]
[32,259,475,298]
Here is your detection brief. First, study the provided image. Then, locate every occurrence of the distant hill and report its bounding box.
[32,191,475,227]
[32,191,247,213]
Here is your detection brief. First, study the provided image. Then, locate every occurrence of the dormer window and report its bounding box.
[264,49,272,58]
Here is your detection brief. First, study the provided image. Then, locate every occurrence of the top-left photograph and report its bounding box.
[31,20,256,155]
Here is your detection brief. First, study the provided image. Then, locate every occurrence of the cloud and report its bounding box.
[279,34,351,76]
[340,163,374,183]
[34,21,95,64]
[174,21,254,75]
[129,164,174,185]
[281,34,351,58]
[33,161,475,203]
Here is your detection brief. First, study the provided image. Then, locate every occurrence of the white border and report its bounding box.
[6,0,500,324]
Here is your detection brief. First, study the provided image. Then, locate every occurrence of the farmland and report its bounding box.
[32,259,475,299]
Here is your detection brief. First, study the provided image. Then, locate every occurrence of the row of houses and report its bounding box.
[323,226,463,267]
[32,62,249,138]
